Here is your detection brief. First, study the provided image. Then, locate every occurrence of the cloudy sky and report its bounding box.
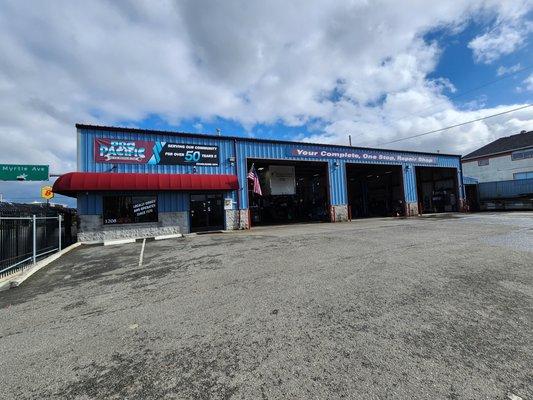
[0,0,532,204]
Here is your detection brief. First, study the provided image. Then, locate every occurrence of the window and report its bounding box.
[477,158,489,166]
[513,171,533,180]
[103,195,158,225]
[511,148,533,161]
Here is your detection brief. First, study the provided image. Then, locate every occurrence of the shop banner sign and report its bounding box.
[290,148,437,164]
[94,138,219,166]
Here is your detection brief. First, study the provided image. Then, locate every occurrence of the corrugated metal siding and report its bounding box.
[158,192,189,212]
[463,176,478,185]
[77,193,103,215]
[478,178,533,200]
[235,140,462,207]
[403,166,418,203]
[82,129,236,175]
[79,128,463,210]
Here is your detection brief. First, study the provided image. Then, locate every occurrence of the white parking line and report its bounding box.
[138,238,146,267]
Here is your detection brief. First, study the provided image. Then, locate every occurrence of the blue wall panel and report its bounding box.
[234,140,462,207]
[77,193,103,215]
[402,166,418,203]
[158,192,189,212]
[82,129,236,175]
[79,127,463,215]
[479,178,533,200]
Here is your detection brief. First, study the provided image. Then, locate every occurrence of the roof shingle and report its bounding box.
[463,130,533,160]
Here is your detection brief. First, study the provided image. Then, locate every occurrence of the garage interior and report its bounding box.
[416,167,459,213]
[247,159,329,226]
[346,164,405,218]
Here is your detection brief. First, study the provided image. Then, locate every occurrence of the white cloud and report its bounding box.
[0,0,532,202]
[469,25,528,63]
[523,73,533,91]
[468,1,532,64]
[496,63,522,76]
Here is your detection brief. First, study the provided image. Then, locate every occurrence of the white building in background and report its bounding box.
[462,130,533,183]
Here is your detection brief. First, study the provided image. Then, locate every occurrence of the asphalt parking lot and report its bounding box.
[0,212,532,399]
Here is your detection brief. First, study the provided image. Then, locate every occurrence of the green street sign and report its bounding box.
[0,164,49,181]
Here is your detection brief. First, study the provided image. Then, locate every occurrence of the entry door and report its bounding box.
[190,193,224,232]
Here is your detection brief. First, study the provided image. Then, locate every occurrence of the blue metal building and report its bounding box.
[53,124,464,242]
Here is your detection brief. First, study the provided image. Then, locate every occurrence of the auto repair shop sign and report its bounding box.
[94,138,219,166]
[290,148,437,164]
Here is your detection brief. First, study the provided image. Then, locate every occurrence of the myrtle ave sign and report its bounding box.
[0,164,49,181]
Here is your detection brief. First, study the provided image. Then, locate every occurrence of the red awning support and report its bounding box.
[53,172,239,197]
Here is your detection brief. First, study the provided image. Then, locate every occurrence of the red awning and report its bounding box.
[53,172,239,197]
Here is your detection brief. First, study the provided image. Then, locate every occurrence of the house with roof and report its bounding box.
[462,130,533,211]
[462,130,533,183]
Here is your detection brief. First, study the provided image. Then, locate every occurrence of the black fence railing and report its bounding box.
[0,213,77,279]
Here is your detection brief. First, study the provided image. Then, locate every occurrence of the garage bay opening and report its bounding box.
[416,167,459,213]
[247,160,330,226]
[346,164,405,218]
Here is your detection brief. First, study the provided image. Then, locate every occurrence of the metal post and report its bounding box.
[58,214,62,251]
[32,215,36,264]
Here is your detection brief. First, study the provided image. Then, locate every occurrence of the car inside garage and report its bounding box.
[346,164,405,218]
[247,159,330,226]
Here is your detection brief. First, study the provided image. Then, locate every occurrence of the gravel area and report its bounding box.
[0,212,532,399]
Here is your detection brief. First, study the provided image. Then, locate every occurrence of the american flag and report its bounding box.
[247,164,262,196]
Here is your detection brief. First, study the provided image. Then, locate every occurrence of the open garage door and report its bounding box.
[416,167,459,214]
[247,160,330,226]
[346,164,405,218]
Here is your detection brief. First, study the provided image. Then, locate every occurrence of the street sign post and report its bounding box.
[0,164,49,181]
[41,185,54,200]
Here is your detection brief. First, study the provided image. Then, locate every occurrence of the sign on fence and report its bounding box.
[0,164,49,181]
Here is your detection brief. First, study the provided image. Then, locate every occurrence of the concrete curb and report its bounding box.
[103,238,136,246]
[154,233,182,241]
[96,233,184,246]
[7,242,82,290]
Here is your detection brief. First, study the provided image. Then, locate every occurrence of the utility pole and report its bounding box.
[348,134,352,146]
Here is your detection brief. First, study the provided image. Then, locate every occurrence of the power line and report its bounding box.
[392,64,533,124]
[378,104,533,146]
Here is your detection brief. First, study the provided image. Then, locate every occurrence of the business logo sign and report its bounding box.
[290,148,437,164]
[0,164,49,181]
[95,139,152,164]
[94,139,219,166]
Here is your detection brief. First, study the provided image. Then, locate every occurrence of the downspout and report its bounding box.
[233,138,241,229]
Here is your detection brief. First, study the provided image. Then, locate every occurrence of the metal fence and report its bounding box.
[0,214,77,279]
